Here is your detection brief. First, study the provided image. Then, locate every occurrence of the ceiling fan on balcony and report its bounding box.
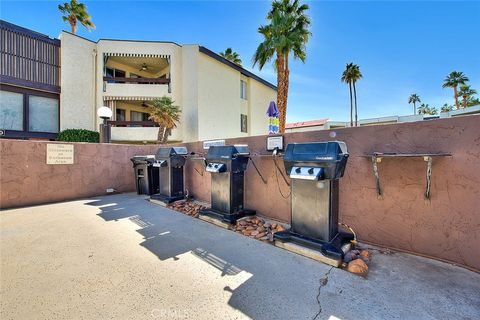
[141,101,149,108]
[139,63,148,71]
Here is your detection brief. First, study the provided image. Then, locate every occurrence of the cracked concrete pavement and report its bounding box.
[1,193,479,319]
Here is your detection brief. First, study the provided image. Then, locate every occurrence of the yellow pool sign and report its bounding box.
[46,144,74,165]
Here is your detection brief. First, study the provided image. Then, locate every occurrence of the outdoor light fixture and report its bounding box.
[97,106,113,122]
[97,106,113,143]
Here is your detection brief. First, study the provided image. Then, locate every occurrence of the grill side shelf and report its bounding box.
[361,153,452,199]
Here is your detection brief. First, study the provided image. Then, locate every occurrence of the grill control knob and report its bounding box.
[308,168,314,174]
[208,163,212,167]
[295,167,301,174]
[214,164,218,168]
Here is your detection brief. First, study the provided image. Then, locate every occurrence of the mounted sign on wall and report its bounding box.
[46,144,74,164]
[203,139,225,150]
[266,135,284,151]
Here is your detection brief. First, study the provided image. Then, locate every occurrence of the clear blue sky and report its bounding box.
[1,0,479,122]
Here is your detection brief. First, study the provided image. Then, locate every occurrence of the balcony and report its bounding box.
[108,120,159,142]
[104,77,171,98]
[103,54,171,98]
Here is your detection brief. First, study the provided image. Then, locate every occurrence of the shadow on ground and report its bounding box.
[87,194,480,320]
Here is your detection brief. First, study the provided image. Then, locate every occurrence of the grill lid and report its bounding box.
[283,141,349,180]
[205,145,250,161]
[285,141,347,162]
[130,155,156,165]
[156,147,188,159]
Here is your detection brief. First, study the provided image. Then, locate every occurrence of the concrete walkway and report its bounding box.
[1,193,479,320]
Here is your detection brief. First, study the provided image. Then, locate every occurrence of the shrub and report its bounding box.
[57,129,99,143]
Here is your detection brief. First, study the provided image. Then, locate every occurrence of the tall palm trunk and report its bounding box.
[413,102,416,115]
[353,80,358,126]
[462,95,467,108]
[161,128,172,144]
[276,51,286,133]
[283,52,290,132]
[157,125,165,143]
[69,15,77,34]
[348,82,353,127]
[453,86,460,109]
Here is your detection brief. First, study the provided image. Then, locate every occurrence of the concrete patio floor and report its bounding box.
[1,193,479,320]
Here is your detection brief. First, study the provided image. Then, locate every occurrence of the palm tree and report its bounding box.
[58,0,95,34]
[351,64,362,126]
[467,98,480,107]
[341,63,354,126]
[253,0,311,133]
[219,48,242,66]
[457,84,478,108]
[408,93,421,115]
[418,103,438,115]
[442,71,469,109]
[440,103,454,113]
[148,97,181,143]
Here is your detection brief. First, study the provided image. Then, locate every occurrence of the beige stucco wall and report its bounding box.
[197,54,276,141]
[249,77,277,136]
[180,45,200,142]
[59,32,96,131]
[197,54,242,140]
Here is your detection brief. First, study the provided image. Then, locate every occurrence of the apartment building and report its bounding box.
[0,20,61,139]
[1,20,277,142]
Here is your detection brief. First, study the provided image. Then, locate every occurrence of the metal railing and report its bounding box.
[107,120,159,127]
[103,77,170,84]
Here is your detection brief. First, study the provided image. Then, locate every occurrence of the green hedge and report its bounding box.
[57,129,99,143]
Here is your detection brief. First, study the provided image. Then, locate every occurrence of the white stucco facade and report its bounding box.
[59,32,277,143]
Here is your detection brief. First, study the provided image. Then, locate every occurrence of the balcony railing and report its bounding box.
[107,120,159,127]
[103,77,170,85]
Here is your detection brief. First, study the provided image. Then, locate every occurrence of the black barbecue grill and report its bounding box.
[131,155,159,196]
[274,141,353,262]
[199,145,255,223]
[150,147,188,205]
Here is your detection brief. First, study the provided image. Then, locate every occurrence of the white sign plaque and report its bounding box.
[267,135,284,151]
[203,139,225,150]
[46,144,74,164]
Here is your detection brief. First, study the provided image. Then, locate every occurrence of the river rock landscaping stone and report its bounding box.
[233,217,287,243]
[167,200,207,218]
[347,257,369,276]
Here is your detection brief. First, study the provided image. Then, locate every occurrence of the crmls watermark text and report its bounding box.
[151,308,194,319]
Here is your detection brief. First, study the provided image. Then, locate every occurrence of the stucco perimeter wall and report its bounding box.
[0,140,157,209]
[176,116,480,271]
[1,116,478,270]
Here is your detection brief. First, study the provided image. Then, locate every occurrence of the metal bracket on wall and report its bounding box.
[371,155,382,196]
[365,153,452,200]
[424,156,432,199]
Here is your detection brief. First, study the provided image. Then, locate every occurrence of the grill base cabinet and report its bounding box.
[131,156,159,196]
[199,145,255,224]
[274,142,354,267]
[150,147,188,205]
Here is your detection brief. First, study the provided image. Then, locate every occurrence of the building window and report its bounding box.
[116,108,126,121]
[0,90,24,131]
[28,96,59,133]
[0,86,59,138]
[240,80,247,100]
[105,67,126,83]
[130,111,150,121]
[241,114,248,133]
